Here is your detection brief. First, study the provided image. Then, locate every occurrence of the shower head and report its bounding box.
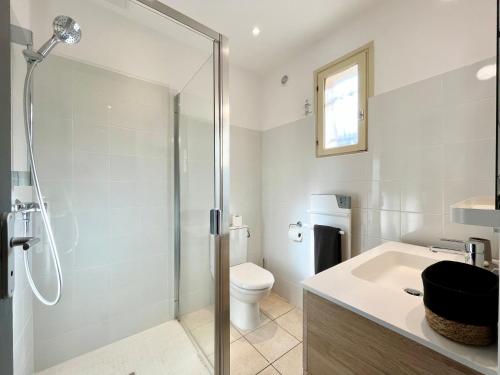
[52,15,81,45]
[36,15,81,58]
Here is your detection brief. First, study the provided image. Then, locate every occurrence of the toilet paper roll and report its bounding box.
[288,227,303,242]
[232,215,243,227]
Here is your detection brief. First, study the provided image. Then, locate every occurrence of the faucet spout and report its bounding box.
[429,238,489,268]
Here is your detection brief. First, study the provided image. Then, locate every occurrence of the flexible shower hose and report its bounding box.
[22,61,63,306]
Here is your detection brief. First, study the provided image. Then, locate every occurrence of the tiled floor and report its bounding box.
[36,320,210,375]
[182,292,303,375]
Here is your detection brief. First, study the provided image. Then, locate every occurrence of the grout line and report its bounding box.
[263,305,295,321]
[263,305,303,342]
[241,335,271,366]
[271,364,281,374]
[256,364,280,375]
[269,341,302,368]
[233,294,302,374]
[274,317,303,343]
[239,335,271,371]
[242,320,301,371]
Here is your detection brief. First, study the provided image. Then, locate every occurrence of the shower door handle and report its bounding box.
[0,213,15,299]
[210,209,221,236]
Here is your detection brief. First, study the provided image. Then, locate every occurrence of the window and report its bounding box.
[314,43,373,157]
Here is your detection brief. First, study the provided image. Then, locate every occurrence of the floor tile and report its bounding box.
[258,365,280,374]
[245,321,299,363]
[273,343,302,375]
[190,321,214,356]
[260,292,294,320]
[231,324,242,343]
[37,321,209,375]
[230,338,269,375]
[180,306,214,331]
[273,344,304,375]
[275,309,303,341]
[235,311,271,335]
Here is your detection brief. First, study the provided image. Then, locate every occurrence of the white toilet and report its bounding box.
[210,225,274,330]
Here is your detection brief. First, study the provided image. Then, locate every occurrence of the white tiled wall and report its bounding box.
[261,58,498,307]
[178,114,214,314]
[30,55,174,371]
[177,57,215,316]
[230,126,263,266]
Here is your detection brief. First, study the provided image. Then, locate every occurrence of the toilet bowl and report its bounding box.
[230,262,274,330]
[209,224,275,331]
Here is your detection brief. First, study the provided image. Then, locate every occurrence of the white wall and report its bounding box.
[230,126,262,265]
[229,65,263,131]
[261,0,496,130]
[262,59,497,307]
[260,0,498,308]
[29,0,263,132]
[31,55,174,371]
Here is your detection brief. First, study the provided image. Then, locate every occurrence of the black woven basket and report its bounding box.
[421,261,498,346]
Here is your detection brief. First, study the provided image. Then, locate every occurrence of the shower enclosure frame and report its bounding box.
[0,1,231,374]
[0,1,13,374]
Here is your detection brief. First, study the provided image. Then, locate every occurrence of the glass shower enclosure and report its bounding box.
[3,0,230,374]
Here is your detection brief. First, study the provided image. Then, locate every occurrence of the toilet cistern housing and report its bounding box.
[230,225,249,267]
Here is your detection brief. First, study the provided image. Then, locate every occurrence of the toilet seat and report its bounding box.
[230,262,274,290]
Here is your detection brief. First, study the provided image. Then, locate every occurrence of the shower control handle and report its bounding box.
[11,236,40,251]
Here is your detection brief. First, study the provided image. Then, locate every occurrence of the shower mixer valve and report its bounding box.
[13,199,44,235]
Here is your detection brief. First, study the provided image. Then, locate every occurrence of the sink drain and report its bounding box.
[404,288,423,297]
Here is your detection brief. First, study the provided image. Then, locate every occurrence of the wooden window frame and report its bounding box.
[314,42,374,157]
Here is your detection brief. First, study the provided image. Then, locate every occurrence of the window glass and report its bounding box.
[323,64,359,149]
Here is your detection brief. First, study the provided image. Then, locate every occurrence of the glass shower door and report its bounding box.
[176,57,217,370]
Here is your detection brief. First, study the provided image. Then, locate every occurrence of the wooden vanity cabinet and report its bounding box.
[303,291,480,375]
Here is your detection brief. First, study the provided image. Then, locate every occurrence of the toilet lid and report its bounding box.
[230,262,275,290]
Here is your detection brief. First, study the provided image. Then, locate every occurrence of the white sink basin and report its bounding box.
[351,250,462,293]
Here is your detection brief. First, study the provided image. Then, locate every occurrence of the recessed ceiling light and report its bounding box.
[252,26,260,37]
[476,64,496,81]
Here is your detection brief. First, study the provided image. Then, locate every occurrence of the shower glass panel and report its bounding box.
[8,0,224,373]
[177,57,215,366]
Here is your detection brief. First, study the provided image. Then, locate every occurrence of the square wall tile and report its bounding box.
[401,213,442,246]
[366,210,400,241]
[401,180,443,215]
[367,181,401,211]
[444,139,495,181]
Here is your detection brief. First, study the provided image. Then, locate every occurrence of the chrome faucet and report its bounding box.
[429,238,491,268]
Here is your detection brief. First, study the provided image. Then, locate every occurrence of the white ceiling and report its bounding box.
[159,0,381,74]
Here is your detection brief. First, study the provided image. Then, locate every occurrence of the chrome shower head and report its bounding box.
[53,15,81,45]
[36,15,81,58]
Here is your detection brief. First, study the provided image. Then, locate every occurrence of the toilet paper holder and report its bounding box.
[290,221,345,235]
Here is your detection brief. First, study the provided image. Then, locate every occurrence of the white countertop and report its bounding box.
[301,242,498,375]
